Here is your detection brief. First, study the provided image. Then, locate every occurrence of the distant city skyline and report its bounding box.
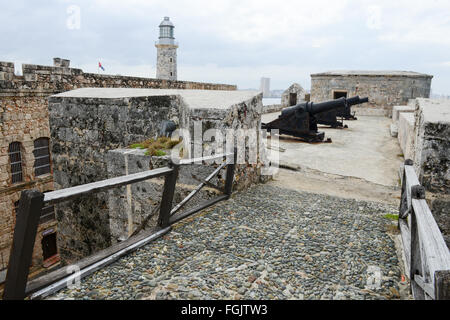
[1,1,450,94]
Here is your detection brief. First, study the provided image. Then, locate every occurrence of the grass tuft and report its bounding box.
[130,136,182,157]
[383,214,399,221]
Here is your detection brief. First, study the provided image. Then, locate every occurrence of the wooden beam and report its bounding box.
[29,226,171,300]
[3,190,44,300]
[178,152,233,166]
[399,218,411,278]
[224,148,237,197]
[412,199,450,280]
[169,194,229,225]
[158,164,179,228]
[171,161,228,216]
[44,167,173,205]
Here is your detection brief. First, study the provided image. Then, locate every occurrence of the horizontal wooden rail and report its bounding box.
[178,152,233,165]
[3,151,236,300]
[44,167,174,205]
[28,226,171,300]
[398,160,450,300]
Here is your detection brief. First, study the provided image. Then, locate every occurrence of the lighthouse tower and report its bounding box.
[155,17,178,80]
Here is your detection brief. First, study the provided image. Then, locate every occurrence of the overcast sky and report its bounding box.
[1,0,450,93]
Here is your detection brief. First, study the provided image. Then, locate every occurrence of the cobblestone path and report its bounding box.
[51,185,403,300]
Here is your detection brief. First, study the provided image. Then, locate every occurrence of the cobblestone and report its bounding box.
[50,185,403,300]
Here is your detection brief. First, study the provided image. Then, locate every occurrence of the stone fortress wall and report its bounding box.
[0,58,237,280]
[48,88,268,263]
[393,98,450,246]
[310,71,433,116]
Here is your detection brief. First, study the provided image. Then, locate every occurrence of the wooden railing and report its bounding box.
[399,160,450,300]
[3,151,236,300]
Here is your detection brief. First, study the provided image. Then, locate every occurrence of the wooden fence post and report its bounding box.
[158,163,179,228]
[224,148,237,197]
[409,184,427,300]
[3,190,44,300]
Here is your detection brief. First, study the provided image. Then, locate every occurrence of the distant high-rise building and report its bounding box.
[155,17,178,80]
[260,77,271,98]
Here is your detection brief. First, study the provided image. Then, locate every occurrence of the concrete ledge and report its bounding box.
[262,104,283,114]
[390,123,399,138]
[393,105,415,123]
[354,107,388,117]
[398,112,415,159]
[413,98,450,194]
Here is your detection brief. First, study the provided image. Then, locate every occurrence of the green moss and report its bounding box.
[129,143,146,149]
[154,150,167,156]
[383,214,399,221]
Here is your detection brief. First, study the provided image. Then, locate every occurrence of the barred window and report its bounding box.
[33,138,51,176]
[8,142,24,184]
[14,195,55,223]
[40,193,55,224]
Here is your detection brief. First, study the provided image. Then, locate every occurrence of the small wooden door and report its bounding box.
[41,233,57,261]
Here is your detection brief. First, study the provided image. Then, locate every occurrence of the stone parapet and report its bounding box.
[48,88,269,262]
[398,112,415,159]
[311,71,432,116]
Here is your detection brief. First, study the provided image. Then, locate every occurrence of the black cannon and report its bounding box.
[261,96,368,143]
[316,96,369,128]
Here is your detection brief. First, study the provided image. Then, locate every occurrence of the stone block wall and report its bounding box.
[186,92,269,192]
[397,113,415,160]
[262,104,283,114]
[0,58,237,275]
[48,93,188,262]
[311,71,432,116]
[0,59,235,94]
[0,62,14,82]
[392,105,415,124]
[0,93,58,278]
[407,98,450,246]
[48,88,268,262]
[412,99,449,194]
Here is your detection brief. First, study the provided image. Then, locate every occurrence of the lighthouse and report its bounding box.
[155,17,178,80]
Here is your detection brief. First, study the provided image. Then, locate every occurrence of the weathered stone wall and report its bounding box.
[48,88,268,262]
[0,58,237,275]
[186,92,269,191]
[281,83,306,108]
[0,79,58,279]
[262,104,283,114]
[412,99,449,194]
[408,98,450,246]
[310,71,432,116]
[48,93,188,262]
[0,59,235,93]
[397,113,415,160]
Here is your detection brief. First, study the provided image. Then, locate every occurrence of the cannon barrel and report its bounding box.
[281,96,369,118]
[307,97,347,115]
[346,96,369,106]
[281,97,347,117]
